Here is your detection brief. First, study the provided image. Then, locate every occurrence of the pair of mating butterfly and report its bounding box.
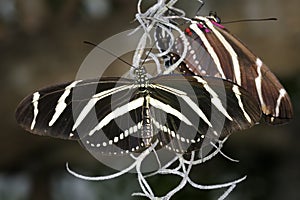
[15,12,293,155]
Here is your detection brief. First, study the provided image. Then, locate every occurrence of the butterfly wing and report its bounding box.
[149,75,261,153]
[15,77,135,140]
[15,80,83,140]
[213,24,293,124]
[16,74,261,154]
[158,16,293,125]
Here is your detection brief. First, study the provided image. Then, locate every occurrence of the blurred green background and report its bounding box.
[1,0,299,199]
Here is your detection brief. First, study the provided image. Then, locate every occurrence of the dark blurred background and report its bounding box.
[1,0,299,199]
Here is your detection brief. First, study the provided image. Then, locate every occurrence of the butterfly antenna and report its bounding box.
[140,39,158,68]
[83,40,136,69]
[222,17,277,24]
[195,0,205,16]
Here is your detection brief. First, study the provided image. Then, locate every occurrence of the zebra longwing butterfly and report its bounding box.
[15,72,261,154]
[156,13,293,125]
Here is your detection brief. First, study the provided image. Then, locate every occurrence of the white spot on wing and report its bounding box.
[114,136,119,143]
[49,80,82,127]
[194,76,233,121]
[255,58,266,110]
[148,96,193,126]
[181,95,213,127]
[88,97,144,136]
[232,85,252,123]
[152,84,212,127]
[72,84,132,131]
[275,88,287,118]
[31,92,40,130]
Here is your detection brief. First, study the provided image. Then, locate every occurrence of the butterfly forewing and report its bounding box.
[15,78,133,140]
[15,80,82,140]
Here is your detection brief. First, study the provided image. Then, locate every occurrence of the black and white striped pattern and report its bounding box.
[156,14,293,125]
[15,75,261,155]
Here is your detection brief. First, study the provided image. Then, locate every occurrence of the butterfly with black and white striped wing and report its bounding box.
[15,75,261,155]
[155,13,293,125]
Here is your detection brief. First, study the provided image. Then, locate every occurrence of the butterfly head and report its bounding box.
[207,11,221,24]
[191,12,224,32]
